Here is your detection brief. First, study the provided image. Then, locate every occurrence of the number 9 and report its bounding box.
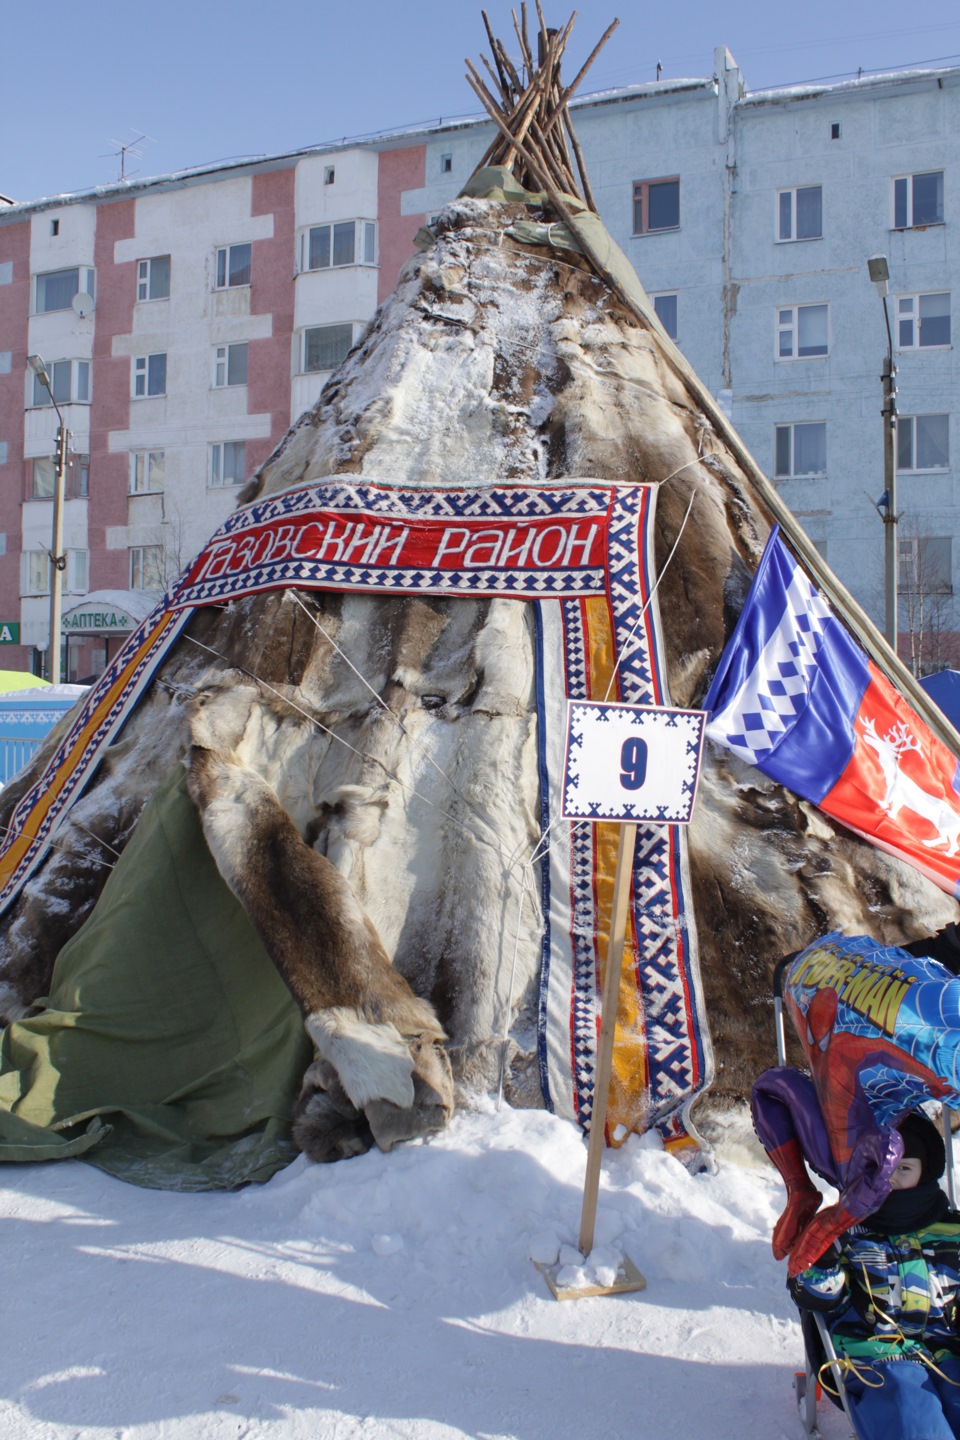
[619,736,647,791]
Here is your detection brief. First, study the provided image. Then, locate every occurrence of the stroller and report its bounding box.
[769,953,959,1440]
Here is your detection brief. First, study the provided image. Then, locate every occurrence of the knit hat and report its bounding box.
[898,1111,946,1184]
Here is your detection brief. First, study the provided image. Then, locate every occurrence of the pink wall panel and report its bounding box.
[0,220,30,662]
[377,146,426,304]
[249,168,296,475]
[90,198,137,590]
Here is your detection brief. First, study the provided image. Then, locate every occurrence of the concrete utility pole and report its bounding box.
[867,257,899,654]
[27,355,70,684]
[881,349,898,651]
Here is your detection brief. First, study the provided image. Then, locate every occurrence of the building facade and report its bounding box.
[0,50,958,678]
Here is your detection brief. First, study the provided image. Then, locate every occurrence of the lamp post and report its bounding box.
[867,255,898,654]
[26,355,69,684]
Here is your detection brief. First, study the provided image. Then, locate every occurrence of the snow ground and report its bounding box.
[0,1102,848,1440]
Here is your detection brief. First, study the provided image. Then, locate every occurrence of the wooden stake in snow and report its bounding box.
[577,818,636,1260]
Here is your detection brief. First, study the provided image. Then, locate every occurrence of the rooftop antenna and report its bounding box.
[656,59,663,80]
[102,131,155,183]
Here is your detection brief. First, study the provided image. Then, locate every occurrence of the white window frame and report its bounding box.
[129,545,164,591]
[774,421,827,479]
[776,185,823,242]
[897,415,950,473]
[23,550,50,595]
[776,303,830,361]
[214,243,252,290]
[209,441,247,488]
[892,171,944,230]
[896,292,951,350]
[67,549,88,594]
[22,547,87,595]
[34,266,95,314]
[133,353,167,398]
[129,450,165,494]
[30,457,56,499]
[137,255,171,302]
[213,343,248,388]
[299,220,377,273]
[301,324,354,375]
[31,358,91,407]
[651,292,678,340]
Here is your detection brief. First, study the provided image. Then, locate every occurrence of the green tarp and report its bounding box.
[0,768,312,1190]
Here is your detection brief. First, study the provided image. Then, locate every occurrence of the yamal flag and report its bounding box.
[704,527,960,898]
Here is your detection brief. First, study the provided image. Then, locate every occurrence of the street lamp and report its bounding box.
[26,354,69,684]
[866,255,899,654]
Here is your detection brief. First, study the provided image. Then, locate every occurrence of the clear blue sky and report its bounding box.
[4,1,960,203]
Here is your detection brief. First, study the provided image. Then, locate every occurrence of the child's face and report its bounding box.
[890,1156,923,1190]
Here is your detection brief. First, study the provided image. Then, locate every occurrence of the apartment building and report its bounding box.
[0,49,957,678]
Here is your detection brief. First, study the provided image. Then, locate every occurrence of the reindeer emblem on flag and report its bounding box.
[704,527,960,897]
[860,717,960,855]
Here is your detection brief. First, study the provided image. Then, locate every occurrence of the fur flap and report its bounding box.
[305,1007,415,1111]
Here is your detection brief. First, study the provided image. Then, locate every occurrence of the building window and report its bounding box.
[210,440,246,487]
[30,458,55,499]
[324,166,335,186]
[22,547,87,595]
[215,243,252,289]
[303,325,353,373]
[632,177,680,235]
[777,303,829,359]
[830,123,841,140]
[67,549,88,593]
[129,545,164,590]
[214,343,248,387]
[893,171,944,230]
[50,219,59,236]
[652,292,678,340]
[897,293,951,349]
[70,453,89,498]
[133,353,167,397]
[32,358,90,406]
[29,453,88,500]
[35,267,95,314]
[137,255,171,302]
[774,422,827,478]
[129,450,165,493]
[301,220,377,271]
[897,415,949,472]
[23,550,50,595]
[777,186,822,241]
[441,153,453,174]
[899,535,952,594]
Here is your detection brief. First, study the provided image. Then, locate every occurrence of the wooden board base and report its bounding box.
[533,1254,647,1301]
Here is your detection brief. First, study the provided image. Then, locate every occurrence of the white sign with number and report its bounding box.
[561,701,706,824]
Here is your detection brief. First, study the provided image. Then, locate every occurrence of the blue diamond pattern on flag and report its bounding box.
[703,526,960,898]
[703,527,868,797]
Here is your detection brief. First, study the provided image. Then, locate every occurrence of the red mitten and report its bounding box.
[772,1187,823,1262]
[788,1203,857,1277]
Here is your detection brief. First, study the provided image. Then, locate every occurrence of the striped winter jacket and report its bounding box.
[789,1216,960,1365]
